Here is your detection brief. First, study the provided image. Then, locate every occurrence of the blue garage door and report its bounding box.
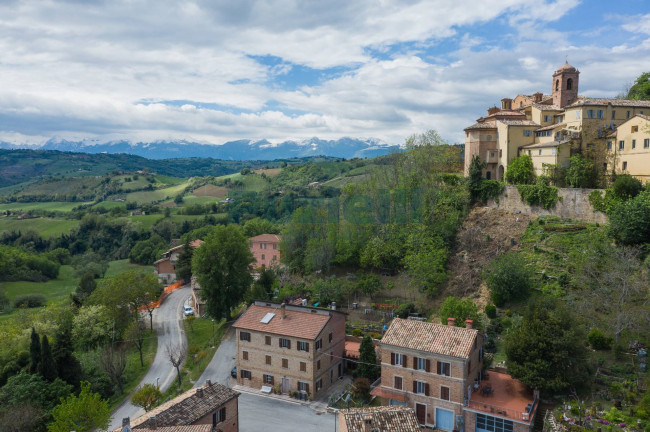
[436,408,454,431]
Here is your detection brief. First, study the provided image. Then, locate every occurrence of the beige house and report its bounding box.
[607,114,650,182]
[154,239,203,285]
[464,62,650,180]
[233,301,346,398]
[337,406,421,432]
[373,318,538,432]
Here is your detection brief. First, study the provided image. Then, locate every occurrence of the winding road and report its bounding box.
[108,285,191,430]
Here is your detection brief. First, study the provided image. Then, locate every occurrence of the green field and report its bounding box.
[2,265,78,302]
[105,259,153,278]
[121,213,207,229]
[0,201,93,212]
[91,200,126,210]
[126,182,189,204]
[0,217,79,237]
[182,195,221,205]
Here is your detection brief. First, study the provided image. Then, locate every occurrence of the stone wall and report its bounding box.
[486,186,608,224]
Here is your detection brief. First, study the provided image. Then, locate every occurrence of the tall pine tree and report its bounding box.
[53,321,82,389]
[29,328,41,373]
[355,335,380,381]
[39,335,58,381]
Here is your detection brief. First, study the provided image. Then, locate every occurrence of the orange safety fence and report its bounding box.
[138,281,184,311]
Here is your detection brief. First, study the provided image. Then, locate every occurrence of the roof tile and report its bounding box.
[382,318,477,358]
[233,304,332,340]
[341,406,421,432]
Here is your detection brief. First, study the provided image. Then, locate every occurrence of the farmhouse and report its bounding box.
[154,239,204,285]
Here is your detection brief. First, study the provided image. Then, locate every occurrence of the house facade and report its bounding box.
[154,239,203,285]
[233,301,346,398]
[464,62,650,180]
[607,114,650,182]
[249,234,281,269]
[373,318,537,432]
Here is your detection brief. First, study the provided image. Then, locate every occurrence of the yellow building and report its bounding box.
[607,114,650,182]
[464,62,650,180]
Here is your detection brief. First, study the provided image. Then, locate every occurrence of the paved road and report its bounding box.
[196,327,334,432]
[109,285,191,430]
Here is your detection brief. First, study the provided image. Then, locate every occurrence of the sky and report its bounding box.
[1,0,650,147]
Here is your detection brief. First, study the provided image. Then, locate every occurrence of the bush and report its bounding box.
[485,304,497,319]
[587,329,612,350]
[439,296,479,327]
[505,155,534,185]
[517,177,560,209]
[609,190,650,245]
[613,174,642,200]
[566,154,599,188]
[13,294,46,308]
[485,253,533,307]
[394,302,415,319]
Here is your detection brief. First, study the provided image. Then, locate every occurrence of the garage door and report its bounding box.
[436,408,454,431]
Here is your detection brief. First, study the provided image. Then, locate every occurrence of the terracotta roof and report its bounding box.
[555,61,577,72]
[163,240,204,255]
[535,122,565,132]
[381,318,478,358]
[128,383,238,430]
[340,406,421,432]
[521,139,570,149]
[484,110,526,119]
[233,303,331,340]
[497,119,540,126]
[527,102,562,111]
[567,97,650,108]
[464,120,497,131]
[345,340,361,358]
[135,427,211,432]
[249,234,281,243]
[467,371,537,424]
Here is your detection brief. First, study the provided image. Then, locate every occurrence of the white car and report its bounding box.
[184,305,194,316]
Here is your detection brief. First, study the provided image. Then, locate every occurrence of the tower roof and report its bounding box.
[556,61,577,73]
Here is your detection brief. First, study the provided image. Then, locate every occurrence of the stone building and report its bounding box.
[233,301,346,398]
[153,239,203,285]
[607,114,650,182]
[464,62,650,180]
[248,234,281,269]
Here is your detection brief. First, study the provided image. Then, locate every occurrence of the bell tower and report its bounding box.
[552,61,579,108]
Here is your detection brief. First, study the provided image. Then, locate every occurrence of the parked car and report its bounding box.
[183,305,194,316]
[231,366,237,378]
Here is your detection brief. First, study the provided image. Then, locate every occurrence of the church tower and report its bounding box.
[552,61,579,108]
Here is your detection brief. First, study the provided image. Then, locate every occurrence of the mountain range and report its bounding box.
[0,137,401,160]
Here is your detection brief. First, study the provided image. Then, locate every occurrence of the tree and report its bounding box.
[47,382,111,432]
[29,328,41,374]
[174,193,184,204]
[612,174,642,200]
[439,296,480,328]
[243,217,280,237]
[608,190,650,245]
[38,335,58,382]
[485,253,533,307]
[352,377,371,401]
[356,273,381,297]
[250,267,276,301]
[166,343,186,391]
[355,335,379,381]
[125,321,147,367]
[403,231,448,295]
[0,402,46,432]
[99,346,127,395]
[75,272,97,300]
[52,321,82,390]
[0,372,72,413]
[72,305,113,350]
[131,383,162,412]
[192,225,254,319]
[175,241,194,284]
[468,155,486,201]
[626,72,650,100]
[505,155,534,185]
[505,299,588,394]
[565,154,598,188]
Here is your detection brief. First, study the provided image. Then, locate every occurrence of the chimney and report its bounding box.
[447,317,455,327]
[533,92,543,103]
[148,415,156,430]
[487,106,500,115]
[280,303,286,319]
[363,414,373,432]
[207,379,212,386]
[197,388,204,397]
[465,319,473,329]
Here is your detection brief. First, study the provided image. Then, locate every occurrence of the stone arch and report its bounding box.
[555,79,559,91]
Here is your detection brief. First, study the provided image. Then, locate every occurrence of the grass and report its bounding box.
[122,214,206,230]
[254,168,282,177]
[0,201,93,212]
[126,182,189,204]
[191,184,228,198]
[92,200,126,210]
[2,265,78,302]
[106,259,152,278]
[0,217,79,237]
[182,195,220,206]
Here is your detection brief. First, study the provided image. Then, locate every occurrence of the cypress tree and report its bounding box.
[53,323,81,389]
[29,328,41,373]
[355,335,380,381]
[39,335,58,381]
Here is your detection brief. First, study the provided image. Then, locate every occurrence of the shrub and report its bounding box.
[613,174,643,200]
[587,329,612,350]
[394,302,415,319]
[485,304,497,319]
[476,180,505,203]
[565,154,599,188]
[13,294,46,308]
[485,253,533,307]
[505,155,534,185]
[439,296,479,327]
[517,177,560,209]
[609,190,650,245]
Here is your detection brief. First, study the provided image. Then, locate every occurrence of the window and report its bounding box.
[282,358,288,368]
[645,139,649,148]
[607,141,612,150]
[476,414,514,432]
[415,357,428,371]
[612,111,616,120]
[619,140,625,150]
[523,130,532,137]
[543,115,552,122]
[328,332,333,343]
[242,351,248,361]
[441,386,450,401]
[623,161,628,170]
[633,140,636,149]
[261,243,266,249]
[587,109,595,119]
[603,163,608,171]
[575,111,581,119]
[414,381,429,395]
[538,150,542,156]
[273,244,278,250]
[298,381,309,392]
[297,341,309,352]
[499,149,502,157]
[315,339,322,351]
[391,352,405,367]
[567,78,573,90]
[279,338,291,349]
[627,111,631,119]
[266,355,272,365]
[394,376,403,390]
[555,79,559,91]
[261,254,265,260]
[265,335,271,345]
[317,359,321,370]
[551,148,556,156]
[213,407,226,426]
[263,374,274,385]
[632,126,639,133]
[240,369,251,379]
[597,110,604,119]
[316,378,322,392]
[300,362,306,372]
[240,331,250,342]
[437,361,451,376]
[486,135,492,141]
[273,255,277,260]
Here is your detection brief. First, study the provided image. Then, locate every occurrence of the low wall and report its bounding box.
[486,186,608,224]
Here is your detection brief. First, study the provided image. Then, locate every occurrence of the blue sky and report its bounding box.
[0,0,649,147]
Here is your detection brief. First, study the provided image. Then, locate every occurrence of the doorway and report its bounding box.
[415,403,426,425]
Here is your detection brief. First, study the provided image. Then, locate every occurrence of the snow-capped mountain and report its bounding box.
[0,137,401,160]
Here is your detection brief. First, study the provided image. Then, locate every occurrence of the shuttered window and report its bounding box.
[300,362,306,372]
[394,376,403,390]
[263,374,274,385]
[213,407,226,426]
[437,361,451,376]
[265,336,271,345]
[282,358,288,368]
[279,338,291,348]
[297,341,310,352]
[441,386,450,400]
[242,351,248,361]
[240,332,250,342]
[266,355,272,365]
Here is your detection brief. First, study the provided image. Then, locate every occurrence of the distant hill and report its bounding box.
[0,137,401,160]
